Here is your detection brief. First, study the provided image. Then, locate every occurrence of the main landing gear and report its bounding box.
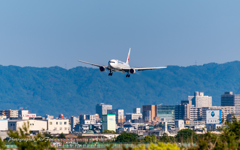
[126,74,130,78]
[108,70,113,76]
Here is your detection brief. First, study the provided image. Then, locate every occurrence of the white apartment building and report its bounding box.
[47,119,70,134]
[188,91,212,108]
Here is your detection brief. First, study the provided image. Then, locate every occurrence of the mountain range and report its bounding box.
[0,61,240,117]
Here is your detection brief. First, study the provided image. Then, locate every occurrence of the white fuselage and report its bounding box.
[108,59,131,73]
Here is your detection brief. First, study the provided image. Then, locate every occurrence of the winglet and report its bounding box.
[126,48,131,64]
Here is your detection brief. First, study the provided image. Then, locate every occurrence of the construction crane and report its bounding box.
[79,112,82,117]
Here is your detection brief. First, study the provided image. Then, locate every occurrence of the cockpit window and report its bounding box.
[109,61,115,63]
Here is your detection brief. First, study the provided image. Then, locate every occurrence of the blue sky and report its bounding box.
[1,0,240,69]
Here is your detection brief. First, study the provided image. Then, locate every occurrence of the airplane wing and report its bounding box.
[78,60,108,68]
[133,66,167,71]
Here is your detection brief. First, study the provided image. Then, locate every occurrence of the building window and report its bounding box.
[60,127,62,130]
[50,122,52,125]
[64,122,67,125]
[56,122,58,125]
[60,122,62,125]
[65,127,67,130]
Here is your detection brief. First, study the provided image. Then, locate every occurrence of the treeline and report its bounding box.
[115,116,240,149]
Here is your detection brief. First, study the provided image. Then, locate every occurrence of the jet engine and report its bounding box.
[130,68,136,74]
[99,66,105,72]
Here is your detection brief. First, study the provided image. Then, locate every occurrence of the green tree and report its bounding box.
[0,137,6,150]
[143,135,156,143]
[57,133,65,139]
[115,132,138,143]
[44,133,53,138]
[102,130,116,134]
[148,143,180,150]
[143,136,152,143]
[175,129,197,143]
[159,133,174,143]
[7,121,56,150]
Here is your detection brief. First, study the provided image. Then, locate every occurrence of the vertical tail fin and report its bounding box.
[126,48,131,64]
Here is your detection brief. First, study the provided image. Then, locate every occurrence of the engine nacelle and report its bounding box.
[99,66,105,72]
[130,68,136,74]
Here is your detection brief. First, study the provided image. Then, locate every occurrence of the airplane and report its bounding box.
[78,48,167,77]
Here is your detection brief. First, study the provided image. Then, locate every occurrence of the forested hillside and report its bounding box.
[1,61,240,117]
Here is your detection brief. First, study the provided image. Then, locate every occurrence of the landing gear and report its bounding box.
[108,70,113,76]
[126,74,130,77]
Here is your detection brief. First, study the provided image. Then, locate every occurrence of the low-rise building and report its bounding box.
[202,106,235,122]
[47,119,70,135]
[0,119,8,131]
[8,120,47,134]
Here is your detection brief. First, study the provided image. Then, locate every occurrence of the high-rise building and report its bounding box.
[221,92,240,114]
[96,103,112,118]
[175,100,195,121]
[101,114,116,132]
[142,105,156,121]
[143,110,151,122]
[125,113,142,122]
[107,109,124,124]
[189,107,202,121]
[188,91,212,107]
[156,105,175,122]
[175,105,184,120]
[70,116,79,131]
[0,110,18,119]
[133,108,141,114]
[80,115,96,124]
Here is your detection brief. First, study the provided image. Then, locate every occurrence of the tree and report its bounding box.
[115,132,138,143]
[44,133,53,138]
[148,143,180,150]
[7,121,56,150]
[57,133,65,139]
[102,130,116,134]
[143,136,152,143]
[159,133,174,143]
[143,135,156,143]
[175,129,197,143]
[0,137,6,150]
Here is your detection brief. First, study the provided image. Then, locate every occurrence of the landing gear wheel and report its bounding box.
[108,70,113,76]
[126,74,130,77]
